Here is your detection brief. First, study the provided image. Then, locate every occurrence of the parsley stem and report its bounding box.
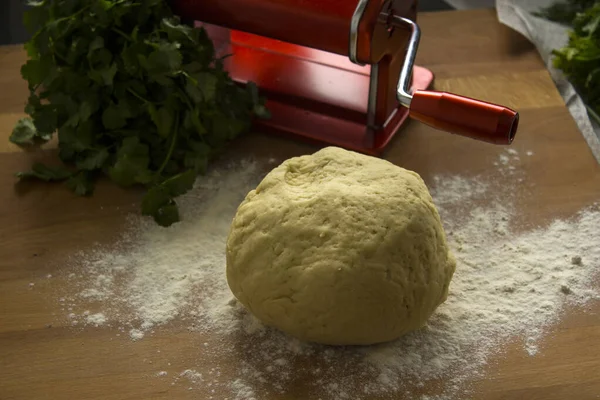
[143,40,161,49]
[156,112,180,176]
[180,71,195,83]
[50,5,91,27]
[127,88,150,104]
[177,86,206,143]
[112,27,133,42]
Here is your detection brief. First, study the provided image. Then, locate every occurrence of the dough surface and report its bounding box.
[226,147,456,345]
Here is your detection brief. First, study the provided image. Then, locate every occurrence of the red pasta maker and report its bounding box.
[170,0,519,155]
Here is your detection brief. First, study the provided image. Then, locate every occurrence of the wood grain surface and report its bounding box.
[1,9,599,400]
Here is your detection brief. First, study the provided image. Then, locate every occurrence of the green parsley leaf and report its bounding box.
[146,42,182,74]
[194,72,218,102]
[161,169,196,196]
[183,109,206,135]
[66,171,95,196]
[102,103,128,130]
[98,63,118,86]
[148,104,174,138]
[184,141,210,174]
[534,0,596,25]
[141,185,171,216]
[162,18,194,43]
[16,162,71,182]
[21,59,48,86]
[109,137,152,187]
[153,203,180,227]
[76,148,110,170]
[58,122,93,152]
[10,118,38,145]
[184,80,203,104]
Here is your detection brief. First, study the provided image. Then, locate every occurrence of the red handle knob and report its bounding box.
[409,90,519,144]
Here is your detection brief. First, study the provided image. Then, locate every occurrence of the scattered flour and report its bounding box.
[231,378,257,400]
[178,369,202,382]
[493,148,526,176]
[129,329,145,341]
[85,312,107,327]
[54,157,600,400]
[431,175,488,206]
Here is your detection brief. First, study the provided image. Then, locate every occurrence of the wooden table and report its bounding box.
[1,9,599,400]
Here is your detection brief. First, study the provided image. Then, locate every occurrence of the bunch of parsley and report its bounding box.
[535,0,600,124]
[9,0,269,226]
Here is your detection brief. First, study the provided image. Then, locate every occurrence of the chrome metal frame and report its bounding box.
[349,0,370,65]
[390,15,421,108]
[351,4,422,130]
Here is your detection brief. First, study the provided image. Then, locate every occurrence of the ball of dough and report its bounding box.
[226,147,456,346]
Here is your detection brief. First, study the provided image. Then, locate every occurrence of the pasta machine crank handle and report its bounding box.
[388,14,519,145]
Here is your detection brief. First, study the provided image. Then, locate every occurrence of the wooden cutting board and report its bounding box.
[1,9,599,400]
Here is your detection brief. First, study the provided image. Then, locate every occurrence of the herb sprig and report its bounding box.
[10,0,269,226]
[536,0,600,124]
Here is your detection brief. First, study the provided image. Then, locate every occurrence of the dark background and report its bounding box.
[1,0,453,45]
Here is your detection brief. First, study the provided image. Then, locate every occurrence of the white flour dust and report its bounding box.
[85,312,107,327]
[55,149,599,400]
